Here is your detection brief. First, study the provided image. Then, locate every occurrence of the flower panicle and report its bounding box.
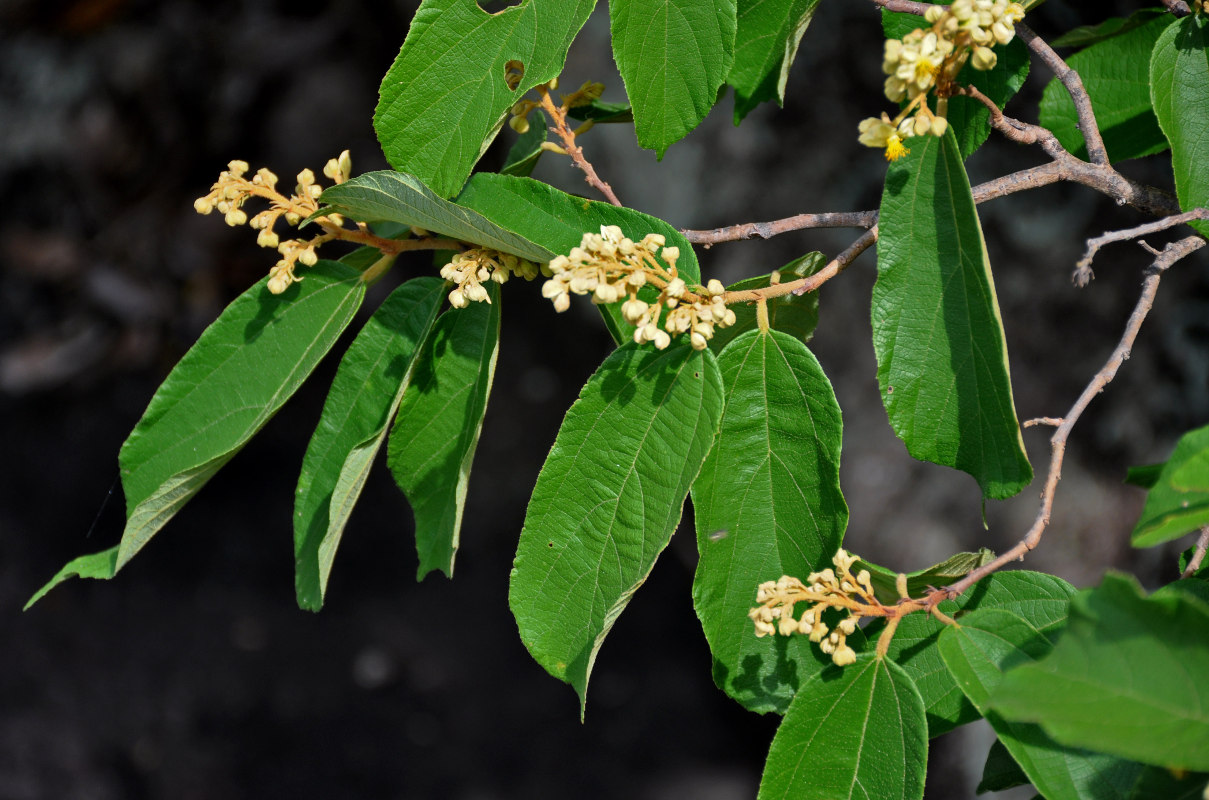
[858,0,1025,161]
[541,226,736,351]
[439,249,542,308]
[193,151,354,294]
[747,549,880,667]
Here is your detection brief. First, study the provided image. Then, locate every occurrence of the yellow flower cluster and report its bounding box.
[858,0,1025,160]
[194,152,352,293]
[542,226,736,351]
[439,249,542,307]
[748,549,882,667]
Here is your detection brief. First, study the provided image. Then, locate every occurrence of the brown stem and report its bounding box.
[869,0,932,14]
[1016,23,1109,166]
[942,234,1207,599]
[1073,208,1209,286]
[1183,527,1209,578]
[719,226,879,304]
[684,211,877,246]
[538,89,622,207]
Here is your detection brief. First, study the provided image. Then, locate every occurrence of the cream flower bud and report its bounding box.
[509,115,530,134]
[706,278,725,296]
[194,197,214,214]
[971,45,997,71]
[256,229,280,249]
[832,645,858,666]
[666,277,686,298]
[298,248,319,267]
[652,329,671,350]
[285,212,301,226]
[267,271,292,295]
[228,160,250,177]
[930,115,949,138]
[552,293,570,313]
[661,246,680,267]
[449,288,468,308]
[224,208,247,227]
[465,283,490,303]
[690,331,708,351]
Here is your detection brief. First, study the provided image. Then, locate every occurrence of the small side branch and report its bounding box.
[940,234,1207,600]
[1183,526,1209,578]
[1074,208,1209,286]
[869,0,932,14]
[683,211,877,245]
[537,89,622,207]
[1016,24,1109,166]
[720,226,879,304]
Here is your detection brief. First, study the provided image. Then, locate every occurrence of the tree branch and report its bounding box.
[1016,23,1109,166]
[684,211,877,246]
[537,89,622,207]
[719,227,880,304]
[869,0,932,14]
[938,234,1208,601]
[1074,208,1209,286]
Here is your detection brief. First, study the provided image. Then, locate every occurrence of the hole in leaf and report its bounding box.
[503,59,525,91]
[478,0,525,12]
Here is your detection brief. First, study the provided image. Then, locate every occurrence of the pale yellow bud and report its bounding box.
[194,197,214,214]
[832,645,857,667]
[449,288,468,308]
[552,293,570,313]
[690,331,708,351]
[971,45,997,71]
[298,248,318,267]
[665,277,686,298]
[228,160,250,177]
[256,229,280,249]
[224,208,247,227]
[509,115,530,134]
[706,278,725,296]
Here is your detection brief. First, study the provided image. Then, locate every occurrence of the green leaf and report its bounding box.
[509,342,723,715]
[1132,423,1209,547]
[1152,13,1209,236]
[25,546,119,610]
[1125,461,1165,489]
[883,8,1029,158]
[373,0,595,197]
[758,655,927,800]
[566,99,634,124]
[608,0,737,156]
[115,261,366,573]
[454,172,700,342]
[854,548,996,604]
[294,277,446,610]
[877,570,1075,737]
[691,329,847,714]
[319,171,553,263]
[938,607,1153,800]
[977,739,1030,794]
[873,128,1031,499]
[1040,13,1175,163]
[707,252,823,354]
[389,283,501,580]
[1050,9,1169,49]
[992,573,1209,772]
[501,113,548,178]
[728,0,821,124]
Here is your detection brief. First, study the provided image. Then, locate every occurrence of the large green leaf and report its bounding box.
[608,0,737,156]
[1152,13,1209,236]
[373,0,595,197]
[117,261,366,570]
[876,570,1075,737]
[883,7,1029,159]
[992,574,1209,772]
[758,655,927,800]
[1050,8,1168,49]
[319,171,553,263]
[388,283,501,580]
[26,546,119,610]
[1040,13,1175,163]
[454,172,699,343]
[294,278,446,610]
[707,252,823,354]
[728,0,821,124]
[691,328,846,714]
[873,128,1031,499]
[509,342,723,714]
[1132,423,1209,547]
[938,608,1149,800]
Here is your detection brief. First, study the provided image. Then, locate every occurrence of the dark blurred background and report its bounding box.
[2,0,1206,798]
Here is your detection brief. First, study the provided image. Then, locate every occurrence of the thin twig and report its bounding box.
[684,211,877,246]
[1023,417,1063,428]
[869,0,932,14]
[537,89,622,207]
[718,227,880,304]
[936,234,1207,601]
[1183,526,1209,578]
[1074,208,1209,286]
[1016,23,1109,166]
